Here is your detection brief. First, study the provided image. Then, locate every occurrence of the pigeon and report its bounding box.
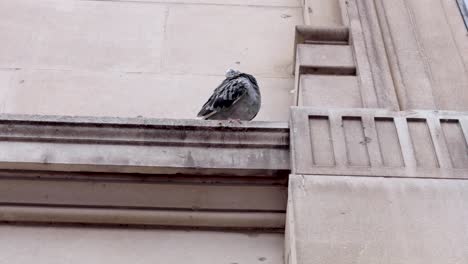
[197,69,261,121]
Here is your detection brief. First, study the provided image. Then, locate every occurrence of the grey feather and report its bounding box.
[197,69,261,121]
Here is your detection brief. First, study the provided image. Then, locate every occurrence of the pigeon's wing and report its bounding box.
[197,77,249,118]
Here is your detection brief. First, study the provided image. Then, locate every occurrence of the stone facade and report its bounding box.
[0,0,467,263]
[287,1,468,263]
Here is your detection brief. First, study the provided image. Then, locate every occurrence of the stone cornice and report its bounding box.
[0,114,290,176]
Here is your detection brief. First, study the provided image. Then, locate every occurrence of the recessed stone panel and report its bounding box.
[296,44,355,72]
[407,119,439,168]
[441,120,468,168]
[299,75,362,108]
[342,117,370,166]
[309,116,335,166]
[375,118,404,167]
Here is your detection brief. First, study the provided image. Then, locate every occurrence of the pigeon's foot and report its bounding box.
[228,119,242,125]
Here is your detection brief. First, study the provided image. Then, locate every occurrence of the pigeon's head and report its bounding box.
[225,69,241,78]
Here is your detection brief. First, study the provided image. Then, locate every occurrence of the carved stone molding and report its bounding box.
[0,170,287,229]
[290,107,468,178]
[296,0,406,111]
[0,205,285,230]
[0,114,289,176]
[0,115,289,228]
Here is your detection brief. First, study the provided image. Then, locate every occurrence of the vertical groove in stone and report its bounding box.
[441,119,468,168]
[407,118,439,168]
[309,116,335,166]
[342,116,371,166]
[375,117,404,167]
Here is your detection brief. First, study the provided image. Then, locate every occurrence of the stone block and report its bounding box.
[0,70,17,112]
[126,0,301,6]
[296,44,355,74]
[163,4,302,77]
[298,75,361,108]
[303,0,344,26]
[287,175,468,264]
[0,226,284,264]
[0,0,166,72]
[1,70,293,121]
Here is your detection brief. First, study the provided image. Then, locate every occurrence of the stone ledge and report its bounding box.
[0,114,290,176]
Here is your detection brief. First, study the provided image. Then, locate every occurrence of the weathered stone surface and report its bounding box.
[0,1,298,121]
[298,75,361,108]
[0,178,286,211]
[0,226,284,264]
[303,0,344,26]
[0,70,16,113]
[0,70,293,121]
[0,206,285,229]
[355,0,468,111]
[292,23,399,110]
[0,114,289,176]
[353,0,401,111]
[290,108,468,178]
[0,0,166,72]
[163,4,302,77]
[127,0,301,6]
[403,0,468,111]
[296,44,355,73]
[287,175,468,264]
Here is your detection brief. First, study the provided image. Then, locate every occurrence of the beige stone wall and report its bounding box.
[287,175,468,264]
[0,225,284,264]
[372,0,468,111]
[297,0,468,111]
[0,0,303,121]
[303,0,344,26]
[288,1,468,263]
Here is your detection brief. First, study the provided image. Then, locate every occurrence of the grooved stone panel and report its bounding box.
[290,108,468,178]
